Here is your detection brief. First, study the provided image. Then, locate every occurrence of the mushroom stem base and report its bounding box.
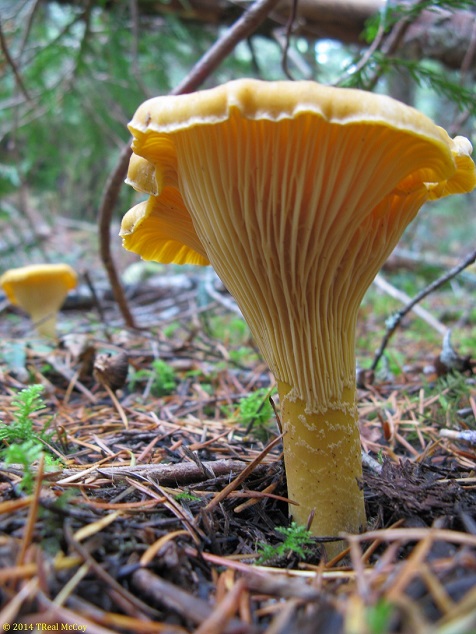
[31,313,57,339]
[277,381,366,558]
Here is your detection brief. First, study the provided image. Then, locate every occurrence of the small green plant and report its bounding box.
[0,384,59,491]
[435,372,471,427]
[129,359,177,397]
[232,388,275,441]
[228,346,259,366]
[208,315,251,345]
[239,388,273,426]
[174,490,201,503]
[3,440,45,492]
[0,384,52,444]
[162,321,181,338]
[206,315,259,366]
[257,522,315,564]
[365,600,396,634]
[379,349,406,378]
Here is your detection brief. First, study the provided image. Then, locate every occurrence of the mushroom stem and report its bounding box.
[32,314,57,339]
[278,380,365,558]
[9,280,66,338]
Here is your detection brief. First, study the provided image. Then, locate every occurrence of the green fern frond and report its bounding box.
[0,384,52,444]
[257,522,315,563]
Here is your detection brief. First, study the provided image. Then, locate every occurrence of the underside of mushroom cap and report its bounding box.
[126,154,159,196]
[128,79,475,208]
[122,79,475,409]
[426,133,476,198]
[120,195,209,266]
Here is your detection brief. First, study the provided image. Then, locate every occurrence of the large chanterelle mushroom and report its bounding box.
[120,79,476,555]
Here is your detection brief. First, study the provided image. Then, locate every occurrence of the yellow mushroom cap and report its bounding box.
[120,79,476,408]
[0,263,77,338]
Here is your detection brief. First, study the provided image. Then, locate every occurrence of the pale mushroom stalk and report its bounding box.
[120,80,476,556]
[7,282,62,338]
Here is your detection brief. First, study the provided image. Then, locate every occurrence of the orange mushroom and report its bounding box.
[0,263,77,338]
[120,79,476,555]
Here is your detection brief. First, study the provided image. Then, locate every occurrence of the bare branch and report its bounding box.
[98,0,281,328]
[371,248,476,371]
[280,0,299,80]
[0,20,31,101]
[173,0,280,94]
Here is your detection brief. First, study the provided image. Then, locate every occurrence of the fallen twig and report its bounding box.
[373,274,448,336]
[361,451,383,474]
[203,433,284,513]
[132,568,260,634]
[440,429,476,444]
[371,248,476,371]
[55,458,265,486]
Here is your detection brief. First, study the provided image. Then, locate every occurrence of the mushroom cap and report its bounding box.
[122,79,475,267]
[0,264,77,337]
[0,264,77,304]
[128,79,467,147]
[121,79,475,407]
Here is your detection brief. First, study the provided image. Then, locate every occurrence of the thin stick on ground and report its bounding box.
[17,456,44,568]
[202,433,284,514]
[98,0,280,329]
[373,274,448,336]
[371,248,476,371]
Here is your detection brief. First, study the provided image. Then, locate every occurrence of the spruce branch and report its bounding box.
[375,55,476,113]
[341,0,476,110]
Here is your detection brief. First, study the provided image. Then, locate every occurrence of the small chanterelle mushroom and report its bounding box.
[0,263,77,338]
[120,79,476,556]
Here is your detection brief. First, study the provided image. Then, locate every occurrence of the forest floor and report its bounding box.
[0,220,475,634]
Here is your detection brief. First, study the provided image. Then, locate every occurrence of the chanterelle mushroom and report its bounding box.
[0,263,77,338]
[120,79,476,556]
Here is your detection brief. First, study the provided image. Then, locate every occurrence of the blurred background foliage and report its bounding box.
[0,0,474,267]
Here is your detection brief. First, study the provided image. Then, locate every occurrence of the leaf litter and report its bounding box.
[0,264,475,634]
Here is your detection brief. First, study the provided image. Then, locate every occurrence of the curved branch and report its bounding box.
[98,0,280,328]
[0,20,31,101]
[371,248,476,371]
